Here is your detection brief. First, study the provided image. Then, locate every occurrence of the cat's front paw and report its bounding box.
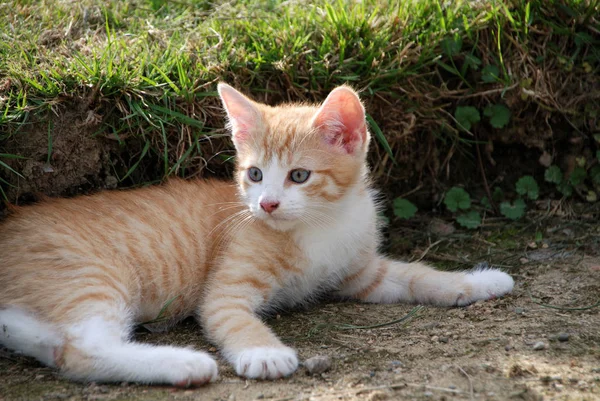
[162,349,219,387]
[234,347,298,380]
[460,269,514,306]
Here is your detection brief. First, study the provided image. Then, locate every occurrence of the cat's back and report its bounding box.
[0,178,238,271]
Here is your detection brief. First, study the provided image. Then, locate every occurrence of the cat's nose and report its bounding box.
[260,200,280,214]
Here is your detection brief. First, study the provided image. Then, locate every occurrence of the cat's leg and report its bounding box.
[338,256,514,306]
[0,306,64,367]
[56,315,218,386]
[199,278,298,380]
[55,301,218,386]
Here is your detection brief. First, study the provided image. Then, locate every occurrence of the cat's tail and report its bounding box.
[0,306,64,367]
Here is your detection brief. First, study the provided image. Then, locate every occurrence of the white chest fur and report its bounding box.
[271,189,378,308]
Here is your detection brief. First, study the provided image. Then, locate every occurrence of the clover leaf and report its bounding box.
[456,210,481,229]
[500,198,526,220]
[515,175,539,200]
[393,197,418,219]
[454,106,480,132]
[484,104,511,128]
[444,187,471,212]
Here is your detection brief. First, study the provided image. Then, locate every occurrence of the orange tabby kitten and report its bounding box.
[0,84,514,386]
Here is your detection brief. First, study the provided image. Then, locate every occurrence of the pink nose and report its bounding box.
[260,201,280,214]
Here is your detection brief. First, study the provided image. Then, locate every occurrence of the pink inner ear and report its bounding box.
[218,84,259,144]
[312,87,367,154]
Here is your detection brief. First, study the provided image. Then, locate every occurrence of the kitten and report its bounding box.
[0,84,514,386]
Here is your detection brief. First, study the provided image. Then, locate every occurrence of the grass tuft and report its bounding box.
[0,0,598,202]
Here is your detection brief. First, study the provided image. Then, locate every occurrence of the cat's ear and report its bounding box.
[311,86,369,155]
[217,83,261,146]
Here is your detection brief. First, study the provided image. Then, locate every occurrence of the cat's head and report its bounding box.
[218,83,370,231]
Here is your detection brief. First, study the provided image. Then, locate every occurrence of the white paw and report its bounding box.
[461,269,514,306]
[161,349,218,387]
[234,347,298,380]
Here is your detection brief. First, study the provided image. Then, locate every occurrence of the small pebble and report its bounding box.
[431,336,439,342]
[369,371,376,377]
[439,337,449,343]
[424,391,433,397]
[514,307,524,314]
[304,355,331,375]
[448,385,457,389]
[558,333,570,342]
[533,341,546,350]
[391,360,403,367]
[505,345,512,351]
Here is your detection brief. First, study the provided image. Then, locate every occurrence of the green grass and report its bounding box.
[0,0,598,200]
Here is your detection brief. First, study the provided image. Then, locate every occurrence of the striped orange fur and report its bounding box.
[0,84,514,386]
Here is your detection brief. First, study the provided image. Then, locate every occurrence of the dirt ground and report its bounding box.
[1,218,599,401]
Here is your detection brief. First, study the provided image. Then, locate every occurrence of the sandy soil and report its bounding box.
[1,220,599,401]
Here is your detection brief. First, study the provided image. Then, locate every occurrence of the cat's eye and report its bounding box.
[289,169,311,184]
[247,167,263,182]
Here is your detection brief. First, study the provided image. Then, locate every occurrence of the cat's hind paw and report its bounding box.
[461,268,514,306]
[234,347,298,380]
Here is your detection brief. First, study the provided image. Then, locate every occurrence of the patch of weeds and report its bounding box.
[544,153,600,202]
[443,187,482,229]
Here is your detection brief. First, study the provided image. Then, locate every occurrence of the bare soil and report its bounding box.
[1,219,599,401]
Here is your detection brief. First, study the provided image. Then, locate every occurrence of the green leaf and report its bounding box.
[544,165,563,184]
[500,199,526,220]
[393,198,417,219]
[481,64,500,83]
[441,35,462,56]
[0,160,24,178]
[456,210,481,229]
[454,106,480,132]
[464,54,481,71]
[492,187,504,202]
[367,114,396,165]
[484,104,511,128]
[569,166,587,186]
[515,175,539,200]
[120,141,151,182]
[557,181,573,197]
[535,231,543,243]
[444,187,471,212]
[480,196,491,210]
